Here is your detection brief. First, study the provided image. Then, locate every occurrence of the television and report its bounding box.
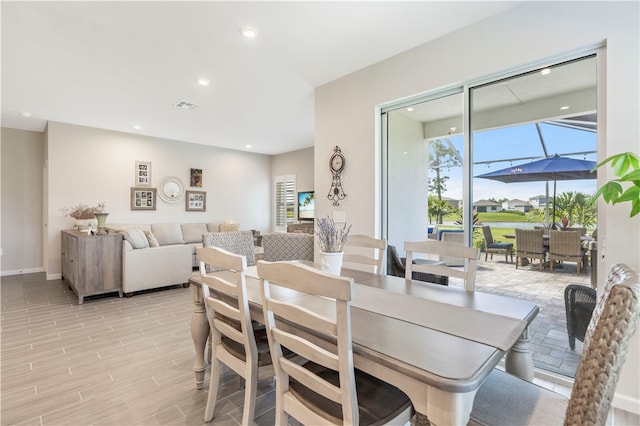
[297,191,315,221]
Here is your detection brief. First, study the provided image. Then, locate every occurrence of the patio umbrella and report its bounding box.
[476,155,597,226]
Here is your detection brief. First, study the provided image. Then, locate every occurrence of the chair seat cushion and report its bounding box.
[289,361,411,425]
[487,242,513,249]
[469,369,567,426]
[220,327,273,367]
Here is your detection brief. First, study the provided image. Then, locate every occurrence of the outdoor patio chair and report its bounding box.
[470,263,640,426]
[386,245,449,286]
[515,228,547,271]
[481,225,514,263]
[564,284,597,350]
[563,226,587,236]
[549,229,585,274]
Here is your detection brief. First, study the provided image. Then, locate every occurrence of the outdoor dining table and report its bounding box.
[189,263,538,425]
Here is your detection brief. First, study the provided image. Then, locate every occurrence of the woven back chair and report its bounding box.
[202,231,256,269]
[261,232,314,261]
[549,229,584,274]
[515,228,546,271]
[470,263,640,426]
[563,227,587,236]
[342,234,387,275]
[482,225,514,263]
[257,260,412,425]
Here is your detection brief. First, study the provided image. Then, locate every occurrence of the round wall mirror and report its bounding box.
[157,176,185,202]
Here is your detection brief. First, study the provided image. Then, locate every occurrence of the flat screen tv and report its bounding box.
[298,191,315,221]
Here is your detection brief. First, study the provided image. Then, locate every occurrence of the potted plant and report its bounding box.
[315,215,351,274]
[593,152,640,217]
[61,202,108,232]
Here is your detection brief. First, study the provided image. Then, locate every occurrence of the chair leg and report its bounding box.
[241,365,258,425]
[485,251,489,261]
[204,356,222,422]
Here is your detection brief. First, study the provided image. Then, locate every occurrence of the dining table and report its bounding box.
[188,263,538,425]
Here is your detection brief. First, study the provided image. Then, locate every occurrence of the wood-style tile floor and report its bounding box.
[1,273,278,426]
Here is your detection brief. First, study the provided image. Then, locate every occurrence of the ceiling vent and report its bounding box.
[174,100,198,109]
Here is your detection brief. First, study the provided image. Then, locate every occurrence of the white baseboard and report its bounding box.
[612,392,640,416]
[47,273,62,280]
[1,267,44,277]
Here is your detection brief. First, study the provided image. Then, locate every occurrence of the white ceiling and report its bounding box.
[1,1,522,155]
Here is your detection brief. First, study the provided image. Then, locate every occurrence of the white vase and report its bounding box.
[319,251,343,275]
[75,218,97,231]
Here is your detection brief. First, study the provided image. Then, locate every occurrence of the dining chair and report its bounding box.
[202,231,256,267]
[481,225,514,263]
[257,260,413,426]
[387,244,449,285]
[515,228,547,271]
[470,263,640,426]
[196,246,274,424]
[549,229,585,274]
[261,232,314,261]
[564,284,597,350]
[404,240,480,291]
[342,234,387,274]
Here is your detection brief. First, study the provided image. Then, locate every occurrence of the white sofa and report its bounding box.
[108,222,231,295]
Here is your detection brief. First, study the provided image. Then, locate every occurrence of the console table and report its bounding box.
[61,230,123,304]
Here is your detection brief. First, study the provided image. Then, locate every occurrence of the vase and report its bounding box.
[94,212,109,235]
[318,251,343,275]
[75,218,97,231]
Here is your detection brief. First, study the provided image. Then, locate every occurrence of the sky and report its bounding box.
[438,122,598,202]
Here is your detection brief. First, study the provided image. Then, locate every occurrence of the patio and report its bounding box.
[472,255,590,378]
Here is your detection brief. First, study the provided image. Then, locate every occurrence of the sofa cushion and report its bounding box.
[152,223,184,246]
[144,230,159,248]
[181,223,208,243]
[121,228,149,249]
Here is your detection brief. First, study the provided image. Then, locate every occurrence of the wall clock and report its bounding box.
[327,146,347,206]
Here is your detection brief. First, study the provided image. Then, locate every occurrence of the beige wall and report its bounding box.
[1,128,45,274]
[315,1,639,413]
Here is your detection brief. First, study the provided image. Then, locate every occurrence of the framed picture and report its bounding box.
[131,187,157,210]
[190,168,203,187]
[186,190,206,211]
[135,161,152,187]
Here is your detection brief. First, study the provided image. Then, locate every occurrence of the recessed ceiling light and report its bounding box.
[560,106,570,110]
[133,125,141,130]
[450,127,457,132]
[245,144,252,149]
[540,68,551,75]
[20,111,31,117]
[197,78,210,86]
[241,27,257,38]
[406,107,414,112]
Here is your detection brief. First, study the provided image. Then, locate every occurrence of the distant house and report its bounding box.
[473,199,502,213]
[442,196,462,209]
[502,199,533,212]
[529,195,548,209]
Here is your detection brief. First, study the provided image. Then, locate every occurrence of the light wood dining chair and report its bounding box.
[470,263,640,426]
[404,240,480,291]
[197,247,274,424]
[342,234,387,274]
[515,228,547,271]
[257,260,413,426]
[549,229,585,274]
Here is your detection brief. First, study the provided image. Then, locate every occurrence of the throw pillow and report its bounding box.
[121,228,149,249]
[144,230,159,248]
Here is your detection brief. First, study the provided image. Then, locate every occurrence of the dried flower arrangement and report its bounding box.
[315,215,351,253]
[61,202,107,219]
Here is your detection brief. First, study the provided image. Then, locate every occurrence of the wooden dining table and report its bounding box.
[189,264,538,425]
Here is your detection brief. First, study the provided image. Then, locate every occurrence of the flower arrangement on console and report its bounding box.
[315,215,351,253]
[61,202,107,219]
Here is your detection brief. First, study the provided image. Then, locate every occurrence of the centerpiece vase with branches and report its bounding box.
[315,216,351,275]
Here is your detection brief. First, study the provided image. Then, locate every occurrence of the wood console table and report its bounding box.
[61,230,123,304]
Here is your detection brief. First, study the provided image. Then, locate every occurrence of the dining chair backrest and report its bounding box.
[515,228,547,271]
[549,229,583,257]
[342,234,387,275]
[197,246,273,424]
[481,225,495,246]
[566,263,640,424]
[563,227,586,236]
[257,260,412,425]
[261,232,314,261]
[404,240,480,291]
[202,231,256,269]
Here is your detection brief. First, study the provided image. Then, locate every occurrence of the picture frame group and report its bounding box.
[131,187,157,210]
[135,161,152,187]
[186,190,206,211]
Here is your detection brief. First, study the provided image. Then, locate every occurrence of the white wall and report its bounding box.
[315,1,640,413]
[272,147,314,225]
[1,128,45,275]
